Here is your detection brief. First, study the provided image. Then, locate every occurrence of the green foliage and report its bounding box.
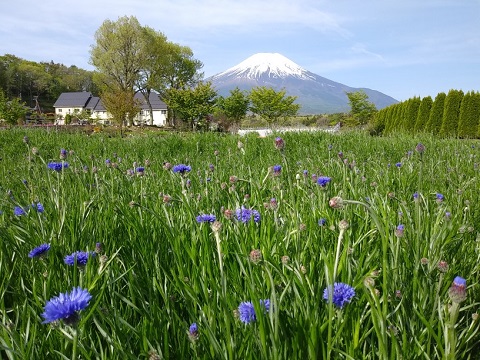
[347,90,377,125]
[216,87,250,130]
[402,96,421,131]
[440,89,464,138]
[1,129,480,359]
[0,90,27,125]
[90,16,203,128]
[458,91,480,138]
[165,82,217,129]
[0,54,97,112]
[425,92,446,134]
[249,86,300,126]
[414,96,433,133]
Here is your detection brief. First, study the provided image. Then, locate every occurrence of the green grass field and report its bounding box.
[0,128,479,359]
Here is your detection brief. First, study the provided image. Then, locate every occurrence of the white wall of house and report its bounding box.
[91,110,111,122]
[133,109,167,127]
[55,107,84,119]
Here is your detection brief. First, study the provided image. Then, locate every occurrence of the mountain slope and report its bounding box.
[207,53,398,114]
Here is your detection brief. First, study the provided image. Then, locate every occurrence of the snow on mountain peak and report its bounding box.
[214,53,314,80]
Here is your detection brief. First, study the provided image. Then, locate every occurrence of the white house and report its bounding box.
[53,91,168,126]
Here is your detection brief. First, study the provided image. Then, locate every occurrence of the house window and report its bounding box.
[161,110,167,115]
[58,109,62,113]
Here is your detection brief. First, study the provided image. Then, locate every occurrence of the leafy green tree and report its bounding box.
[249,87,299,126]
[0,90,27,126]
[165,82,217,130]
[154,42,203,126]
[90,16,146,126]
[347,90,377,126]
[216,87,250,130]
[414,96,433,133]
[458,91,480,138]
[402,97,421,131]
[425,92,446,134]
[440,89,463,137]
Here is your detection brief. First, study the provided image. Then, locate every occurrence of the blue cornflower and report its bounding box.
[41,287,92,325]
[172,164,191,174]
[136,167,145,173]
[436,193,444,202]
[188,322,199,342]
[413,192,419,200]
[318,218,326,226]
[196,214,216,223]
[317,176,331,187]
[238,299,270,324]
[32,202,44,213]
[273,165,282,173]
[235,207,261,224]
[14,206,26,216]
[29,243,50,258]
[323,283,356,308]
[395,224,405,237]
[64,251,94,266]
[395,162,402,167]
[47,162,69,172]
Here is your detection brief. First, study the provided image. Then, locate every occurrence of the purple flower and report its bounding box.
[196,214,216,223]
[235,207,261,224]
[238,299,270,324]
[28,243,50,258]
[188,323,199,341]
[172,164,191,174]
[41,287,92,324]
[274,137,285,150]
[32,202,44,213]
[14,206,26,216]
[317,176,331,187]
[415,143,425,153]
[448,276,467,303]
[323,283,355,308]
[47,162,69,172]
[395,224,405,237]
[64,251,94,266]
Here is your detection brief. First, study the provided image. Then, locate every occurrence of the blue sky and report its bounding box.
[1,0,479,101]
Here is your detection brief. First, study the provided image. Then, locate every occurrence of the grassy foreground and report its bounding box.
[0,128,479,359]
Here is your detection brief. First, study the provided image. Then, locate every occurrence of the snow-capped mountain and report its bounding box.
[213,53,315,81]
[207,53,398,114]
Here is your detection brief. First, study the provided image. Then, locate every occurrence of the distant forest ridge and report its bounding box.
[0,54,98,111]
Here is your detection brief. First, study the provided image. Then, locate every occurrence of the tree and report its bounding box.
[347,90,377,126]
[90,16,146,126]
[165,82,217,130]
[155,42,203,126]
[101,87,140,135]
[249,87,299,126]
[425,92,446,134]
[216,87,250,130]
[414,96,433,132]
[440,89,463,137]
[0,90,27,126]
[458,91,480,138]
[136,26,169,125]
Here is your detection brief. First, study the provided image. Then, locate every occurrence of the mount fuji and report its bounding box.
[207,53,398,115]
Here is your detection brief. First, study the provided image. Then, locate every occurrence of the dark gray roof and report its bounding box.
[53,92,93,108]
[135,92,167,110]
[93,92,167,112]
[85,96,100,110]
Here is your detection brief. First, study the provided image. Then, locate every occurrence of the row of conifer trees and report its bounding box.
[371,89,480,138]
